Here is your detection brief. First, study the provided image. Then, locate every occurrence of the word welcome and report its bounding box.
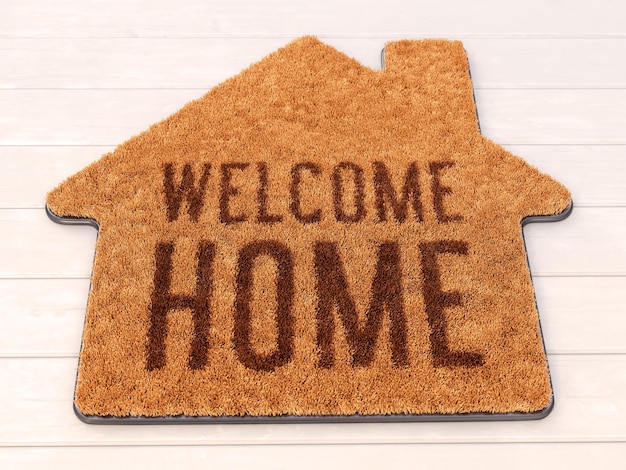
[162,160,463,224]
[146,239,484,372]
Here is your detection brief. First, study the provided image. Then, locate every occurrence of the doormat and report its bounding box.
[46,36,572,423]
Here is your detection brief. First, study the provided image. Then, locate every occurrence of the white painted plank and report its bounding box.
[465,38,626,89]
[2,145,622,210]
[0,279,88,357]
[476,89,626,144]
[505,145,626,208]
[0,355,624,445]
[1,443,625,470]
[0,209,98,278]
[1,277,623,357]
[2,38,625,89]
[0,207,620,278]
[2,0,625,38]
[2,89,625,146]
[536,277,626,354]
[522,207,626,276]
[0,89,200,146]
[0,146,109,209]
[0,38,290,90]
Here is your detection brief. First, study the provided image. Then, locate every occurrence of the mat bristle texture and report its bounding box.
[46,37,571,419]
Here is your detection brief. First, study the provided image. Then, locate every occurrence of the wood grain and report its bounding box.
[0,355,624,445]
[1,277,623,357]
[2,89,625,145]
[1,38,625,89]
[2,0,624,37]
[2,145,624,209]
[2,0,625,466]
[0,444,624,470]
[1,207,622,278]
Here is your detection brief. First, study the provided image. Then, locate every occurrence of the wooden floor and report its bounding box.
[1,1,625,468]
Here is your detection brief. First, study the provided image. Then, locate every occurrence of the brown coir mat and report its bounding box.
[46,37,572,423]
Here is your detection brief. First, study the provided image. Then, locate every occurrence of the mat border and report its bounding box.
[45,202,571,424]
[46,42,572,424]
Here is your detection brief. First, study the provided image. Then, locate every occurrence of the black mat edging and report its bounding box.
[46,201,571,424]
[47,44,572,424]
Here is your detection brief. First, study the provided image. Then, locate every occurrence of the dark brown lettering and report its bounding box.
[290,162,322,223]
[332,162,366,223]
[429,161,462,223]
[147,241,215,371]
[234,241,295,372]
[373,161,423,223]
[219,162,249,224]
[314,241,408,368]
[256,162,283,224]
[163,163,211,222]
[419,240,483,367]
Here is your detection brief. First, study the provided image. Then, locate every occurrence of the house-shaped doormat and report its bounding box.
[47,37,572,423]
